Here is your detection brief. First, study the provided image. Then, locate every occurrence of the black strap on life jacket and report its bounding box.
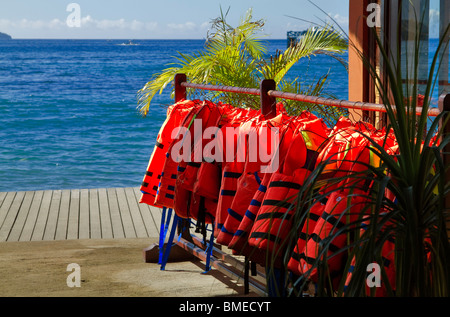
[195,196,208,242]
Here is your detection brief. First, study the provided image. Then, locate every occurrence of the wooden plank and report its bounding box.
[0,191,7,234]
[0,191,25,242]
[20,190,44,241]
[31,190,52,241]
[151,205,164,235]
[78,189,90,239]
[7,191,35,241]
[43,190,61,241]
[125,187,148,238]
[0,192,7,210]
[0,187,164,242]
[115,187,136,238]
[98,188,113,239]
[107,188,125,239]
[54,189,71,240]
[89,188,102,239]
[67,189,80,240]
[0,192,16,231]
[133,187,159,238]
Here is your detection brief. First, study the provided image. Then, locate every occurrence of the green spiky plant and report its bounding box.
[267,3,450,297]
[137,7,348,126]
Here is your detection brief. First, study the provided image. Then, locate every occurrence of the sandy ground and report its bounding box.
[0,238,256,297]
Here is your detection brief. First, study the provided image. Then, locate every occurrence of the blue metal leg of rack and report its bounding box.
[160,214,179,270]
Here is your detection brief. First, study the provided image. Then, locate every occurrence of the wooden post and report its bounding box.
[260,79,277,119]
[348,0,372,123]
[438,93,450,239]
[174,73,187,102]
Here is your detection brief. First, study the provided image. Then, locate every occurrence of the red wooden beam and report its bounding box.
[174,73,187,102]
[260,79,277,119]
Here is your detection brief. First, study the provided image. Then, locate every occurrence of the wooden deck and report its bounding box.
[0,187,162,242]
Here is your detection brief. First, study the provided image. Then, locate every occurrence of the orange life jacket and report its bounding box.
[246,117,330,263]
[173,101,223,220]
[179,104,258,228]
[139,100,200,206]
[227,171,271,261]
[343,216,396,297]
[216,113,296,246]
[226,116,302,256]
[225,111,307,264]
[152,102,203,208]
[211,103,284,237]
[296,122,397,283]
[287,119,365,277]
[213,115,262,237]
[299,187,370,284]
[286,195,329,276]
[342,129,399,296]
[189,105,255,223]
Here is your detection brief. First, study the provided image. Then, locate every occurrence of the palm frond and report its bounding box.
[137,8,348,117]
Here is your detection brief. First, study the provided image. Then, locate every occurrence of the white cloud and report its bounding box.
[145,22,158,32]
[330,14,349,25]
[49,18,65,28]
[130,20,143,31]
[327,13,349,31]
[0,18,65,30]
[94,17,127,29]
[167,21,197,31]
[0,16,161,38]
[80,15,158,32]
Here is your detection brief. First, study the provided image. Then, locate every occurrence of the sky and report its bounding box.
[0,0,351,39]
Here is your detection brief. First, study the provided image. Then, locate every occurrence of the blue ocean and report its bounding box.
[0,38,353,192]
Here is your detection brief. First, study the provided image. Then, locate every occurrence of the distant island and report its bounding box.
[0,32,12,40]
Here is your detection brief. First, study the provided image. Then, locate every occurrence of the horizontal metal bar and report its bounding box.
[268,90,442,117]
[181,82,260,96]
[179,80,441,117]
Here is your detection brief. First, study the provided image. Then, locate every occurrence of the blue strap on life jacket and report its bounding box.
[254,171,262,185]
[160,214,179,271]
[266,267,286,297]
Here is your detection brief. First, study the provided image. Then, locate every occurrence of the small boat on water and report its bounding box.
[116,40,140,46]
